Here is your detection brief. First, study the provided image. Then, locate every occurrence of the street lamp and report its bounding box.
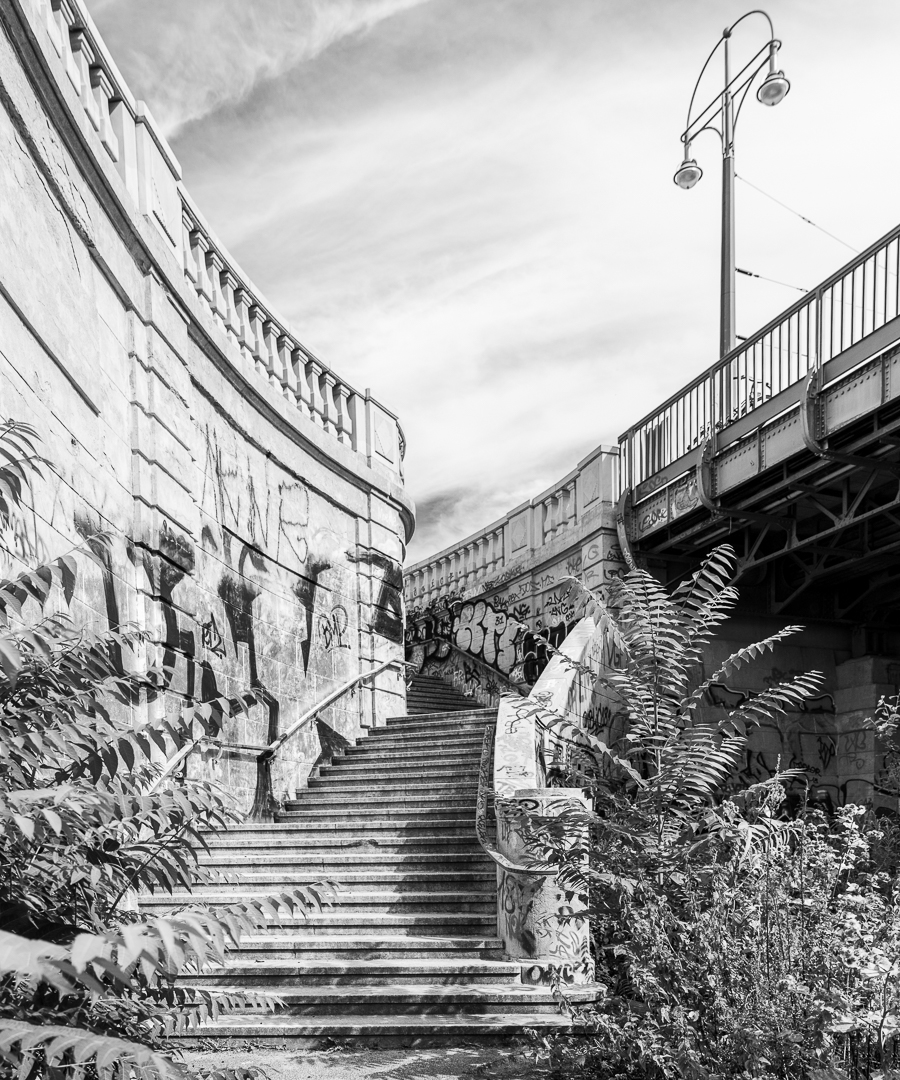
[674,11,790,358]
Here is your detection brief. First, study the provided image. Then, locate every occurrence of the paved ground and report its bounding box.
[184,1044,550,1079]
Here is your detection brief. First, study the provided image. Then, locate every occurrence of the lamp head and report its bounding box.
[674,158,702,190]
[757,68,790,106]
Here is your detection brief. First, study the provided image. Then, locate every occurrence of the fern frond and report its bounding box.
[687,626,808,710]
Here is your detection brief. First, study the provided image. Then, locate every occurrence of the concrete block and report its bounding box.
[836,656,900,691]
[835,684,895,714]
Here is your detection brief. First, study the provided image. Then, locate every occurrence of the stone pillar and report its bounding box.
[495,787,594,986]
[835,655,899,811]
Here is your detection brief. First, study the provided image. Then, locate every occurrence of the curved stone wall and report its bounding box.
[0,0,414,813]
[404,443,624,702]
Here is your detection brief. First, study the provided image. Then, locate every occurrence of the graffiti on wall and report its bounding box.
[454,599,522,671]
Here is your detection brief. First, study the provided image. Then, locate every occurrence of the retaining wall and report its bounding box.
[0,0,414,814]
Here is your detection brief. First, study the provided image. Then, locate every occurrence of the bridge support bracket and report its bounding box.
[801,368,900,477]
[697,438,791,529]
[615,489,637,571]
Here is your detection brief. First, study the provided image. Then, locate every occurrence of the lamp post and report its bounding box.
[673,11,790,358]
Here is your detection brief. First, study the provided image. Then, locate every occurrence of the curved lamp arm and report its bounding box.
[679,9,783,151]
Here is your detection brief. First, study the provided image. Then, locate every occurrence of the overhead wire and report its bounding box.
[735,173,859,254]
[736,266,808,293]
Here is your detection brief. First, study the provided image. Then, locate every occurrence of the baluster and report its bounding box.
[345,392,360,452]
[486,532,496,575]
[277,336,297,402]
[206,250,227,329]
[561,486,574,530]
[475,538,485,583]
[181,210,197,286]
[234,288,254,367]
[543,497,556,543]
[52,2,81,90]
[294,350,313,417]
[246,306,266,375]
[110,97,138,201]
[263,321,281,390]
[40,0,64,55]
[220,269,241,344]
[321,371,338,435]
[69,31,100,130]
[189,230,212,307]
[306,360,326,427]
[334,383,353,445]
[89,67,119,160]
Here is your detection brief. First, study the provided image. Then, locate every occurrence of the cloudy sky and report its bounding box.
[85,0,900,563]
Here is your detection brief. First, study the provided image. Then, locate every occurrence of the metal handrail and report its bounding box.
[148,658,413,793]
[260,657,414,762]
[619,219,900,490]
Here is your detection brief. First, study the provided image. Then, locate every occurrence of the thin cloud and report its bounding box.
[91,0,436,135]
[84,0,900,564]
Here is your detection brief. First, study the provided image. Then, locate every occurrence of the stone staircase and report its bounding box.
[141,675,592,1045]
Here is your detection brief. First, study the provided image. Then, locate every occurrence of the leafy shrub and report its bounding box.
[0,421,328,1079]
[529,547,900,1080]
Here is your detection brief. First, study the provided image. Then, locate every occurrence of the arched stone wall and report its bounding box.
[0,0,414,814]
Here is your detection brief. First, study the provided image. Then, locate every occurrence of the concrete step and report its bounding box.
[323,758,479,775]
[200,834,484,852]
[154,913,498,934]
[183,982,596,1015]
[282,793,478,812]
[340,746,481,764]
[307,778,478,796]
[314,771,478,788]
[198,852,491,870]
[178,958,521,986]
[406,691,476,702]
[406,697,477,711]
[249,820,479,838]
[384,710,495,727]
[358,732,485,750]
[376,725,489,740]
[140,891,495,913]
[204,914,498,934]
[186,871,493,892]
[229,934,505,960]
[202,819,479,835]
[181,1011,576,1046]
[274,808,475,824]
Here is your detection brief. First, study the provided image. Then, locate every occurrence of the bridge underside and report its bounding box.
[633,376,900,635]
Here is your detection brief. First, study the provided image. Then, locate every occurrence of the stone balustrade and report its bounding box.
[405,444,619,609]
[20,0,404,480]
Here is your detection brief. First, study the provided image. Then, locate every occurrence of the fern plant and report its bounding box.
[516,547,900,1080]
[536,546,822,859]
[0,421,329,1079]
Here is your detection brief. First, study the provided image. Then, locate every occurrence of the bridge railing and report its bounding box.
[18,0,405,477]
[619,223,900,492]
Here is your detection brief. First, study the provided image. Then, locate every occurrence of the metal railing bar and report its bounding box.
[261,658,415,761]
[148,658,414,794]
[621,222,900,447]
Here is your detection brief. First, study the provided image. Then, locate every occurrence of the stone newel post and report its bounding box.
[495,786,593,986]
